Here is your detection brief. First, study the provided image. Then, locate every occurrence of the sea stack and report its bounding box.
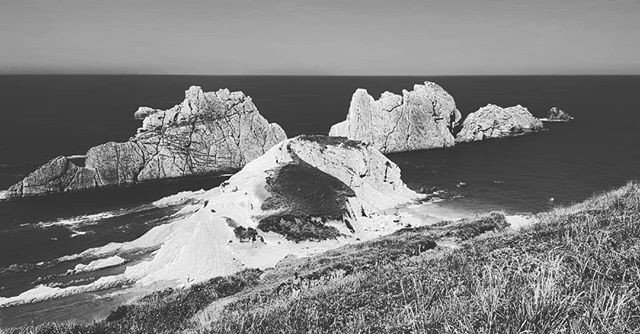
[543,107,574,122]
[328,82,462,153]
[455,104,544,143]
[3,86,287,198]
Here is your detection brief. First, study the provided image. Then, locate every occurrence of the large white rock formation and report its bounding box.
[329,82,462,153]
[4,86,287,198]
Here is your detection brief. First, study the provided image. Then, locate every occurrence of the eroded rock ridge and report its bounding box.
[5,86,287,198]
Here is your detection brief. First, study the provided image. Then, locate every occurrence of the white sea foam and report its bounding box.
[36,211,121,229]
[152,189,206,208]
[539,118,570,122]
[0,275,131,307]
[66,256,127,275]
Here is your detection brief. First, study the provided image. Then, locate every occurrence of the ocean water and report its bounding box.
[1,75,639,325]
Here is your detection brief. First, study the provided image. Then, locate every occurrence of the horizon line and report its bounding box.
[1,73,640,77]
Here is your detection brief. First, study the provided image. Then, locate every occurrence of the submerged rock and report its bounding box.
[455,104,544,143]
[328,82,462,153]
[543,107,574,122]
[4,86,287,198]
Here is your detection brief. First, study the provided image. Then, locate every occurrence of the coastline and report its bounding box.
[0,193,478,327]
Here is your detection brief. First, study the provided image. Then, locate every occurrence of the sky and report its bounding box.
[0,0,639,75]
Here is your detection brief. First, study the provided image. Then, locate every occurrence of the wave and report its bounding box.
[35,211,123,230]
[152,189,206,207]
[0,275,133,307]
[65,256,126,275]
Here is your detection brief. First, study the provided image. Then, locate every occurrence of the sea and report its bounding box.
[1,75,639,326]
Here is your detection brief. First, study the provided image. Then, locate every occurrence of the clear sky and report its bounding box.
[1,0,639,75]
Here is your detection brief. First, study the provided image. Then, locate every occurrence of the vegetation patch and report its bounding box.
[296,135,364,150]
[233,226,262,242]
[259,161,355,241]
[258,214,341,242]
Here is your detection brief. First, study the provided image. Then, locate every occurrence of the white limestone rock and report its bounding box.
[455,104,544,143]
[4,86,287,198]
[133,106,160,120]
[329,82,462,153]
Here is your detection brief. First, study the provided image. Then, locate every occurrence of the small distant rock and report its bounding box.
[455,104,544,143]
[543,107,574,122]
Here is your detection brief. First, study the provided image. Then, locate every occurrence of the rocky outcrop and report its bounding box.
[0,136,422,306]
[543,107,574,122]
[123,135,420,283]
[328,82,462,153]
[4,86,287,198]
[455,104,544,143]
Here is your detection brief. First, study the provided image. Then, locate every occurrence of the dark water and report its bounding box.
[1,75,639,325]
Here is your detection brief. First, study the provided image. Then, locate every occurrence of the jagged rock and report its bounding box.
[328,82,462,153]
[455,104,544,143]
[133,106,160,120]
[4,86,287,198]
[6,156,100,197]
[543,107,574,122]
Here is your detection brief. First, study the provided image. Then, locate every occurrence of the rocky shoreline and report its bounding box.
[3,86,286,199]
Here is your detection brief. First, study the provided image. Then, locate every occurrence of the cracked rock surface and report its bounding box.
[4,86,287,198]
[328,81,462,153]
[455,104,544,143]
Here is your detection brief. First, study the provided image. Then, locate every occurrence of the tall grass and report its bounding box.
[208,182,640,333]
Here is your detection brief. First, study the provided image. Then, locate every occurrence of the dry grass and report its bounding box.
[207,182,640,333]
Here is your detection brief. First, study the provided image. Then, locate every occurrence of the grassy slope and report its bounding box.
[5,182,640,334]
[209,182,640,334]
